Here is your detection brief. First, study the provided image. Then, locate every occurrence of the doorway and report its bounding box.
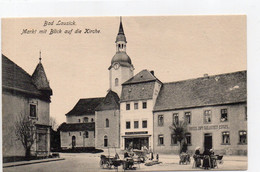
[72,136,76,149]
[204,133,212,151]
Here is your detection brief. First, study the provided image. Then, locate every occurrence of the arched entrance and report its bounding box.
[72,136,76,149]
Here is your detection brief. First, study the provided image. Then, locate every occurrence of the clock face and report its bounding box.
[114,63,120,70]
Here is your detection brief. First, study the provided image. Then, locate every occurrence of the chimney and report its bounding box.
[150,70,154,76]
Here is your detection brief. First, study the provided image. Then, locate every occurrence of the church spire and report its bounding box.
[39,50,42,63]
[116,17,127,43]
[118,16,124,35]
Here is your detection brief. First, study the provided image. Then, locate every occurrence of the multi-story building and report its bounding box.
[120,70,162,150]
[153,71,247,155]
[2,54,53,157]
[60,18,247,155]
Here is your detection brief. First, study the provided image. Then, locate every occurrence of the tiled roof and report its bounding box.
[121,82,155,102]
[58,122,95,132]
[32,62,52,95]
[121,69,161,102]
[122,69,158,85]
[95,90,120,111]
[154,71,247,111]
[2,54,42,96]
[66,97,104,116]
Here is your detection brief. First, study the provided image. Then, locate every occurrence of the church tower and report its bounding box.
[109,17,134,97]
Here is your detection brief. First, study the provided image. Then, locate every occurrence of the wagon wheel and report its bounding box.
[122,161,126,170]
[100,160,104,168]
[106,160,112,169]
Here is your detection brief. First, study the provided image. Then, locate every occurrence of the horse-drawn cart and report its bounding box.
[100,155,123,169]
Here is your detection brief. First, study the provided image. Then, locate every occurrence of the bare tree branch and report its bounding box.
[14,113,37,157]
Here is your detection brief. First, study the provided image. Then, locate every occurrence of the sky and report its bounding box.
[2,16,246,125]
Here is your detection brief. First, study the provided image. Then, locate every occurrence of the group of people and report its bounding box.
[193,147,217,169]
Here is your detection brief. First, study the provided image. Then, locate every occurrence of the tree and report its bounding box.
[50,117,60,151]
[169,120,188,154]
[14,113,37,158]
[49,116,58,131]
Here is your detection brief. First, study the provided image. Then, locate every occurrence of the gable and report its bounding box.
[122,69,157,85]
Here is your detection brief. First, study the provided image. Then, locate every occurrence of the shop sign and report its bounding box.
[188,124,229,131]
[125,131,148,135]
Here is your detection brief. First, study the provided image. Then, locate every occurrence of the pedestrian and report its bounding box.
[209,149,216,168]
[202,149,211,170]
[193,147,201,167]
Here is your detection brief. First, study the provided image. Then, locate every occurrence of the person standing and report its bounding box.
[202,149,211,170]
[194,147,201,167]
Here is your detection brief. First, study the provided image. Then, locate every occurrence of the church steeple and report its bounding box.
[109,17,134,97]
[116,17,127,52]
[118,17,125,36]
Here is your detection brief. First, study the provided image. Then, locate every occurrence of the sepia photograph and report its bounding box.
[2,15,247,171]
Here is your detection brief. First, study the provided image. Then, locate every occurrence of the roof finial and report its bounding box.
[39,50,42,63]
[118,16,124,35]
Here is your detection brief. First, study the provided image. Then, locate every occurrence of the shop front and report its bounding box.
[122,131,151,150]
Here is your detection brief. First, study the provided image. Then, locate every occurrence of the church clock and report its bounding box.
[114,63,120,70]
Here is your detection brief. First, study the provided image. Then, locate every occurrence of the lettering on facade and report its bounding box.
[188,124,229,131]
[125,131,148,135]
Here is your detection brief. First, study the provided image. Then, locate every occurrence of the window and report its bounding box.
[30,104,37,118]
[185,112,191,124]
[204,110,212,123]
[158,115,164,126]
[84,117,89,123]
[126,103,130,110]
[239,131,247,144]
[104,136,108,147]
[222,131,230,144]
[134,102,138,110]
[158,135,164,145]
[173,113,179,124]
[78,119,81,123]
[126,121,131,129]
[105,118,109,128]
[142,120,147,128]
[91,118,94,122]
[220,109,228,122]
[142,102,147,109]
[245,106,247,120]
[85,131,89,138]
[134,121,139,129]
[171,134,178,145]
[185,133,191,145]
[115,78,119,86]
